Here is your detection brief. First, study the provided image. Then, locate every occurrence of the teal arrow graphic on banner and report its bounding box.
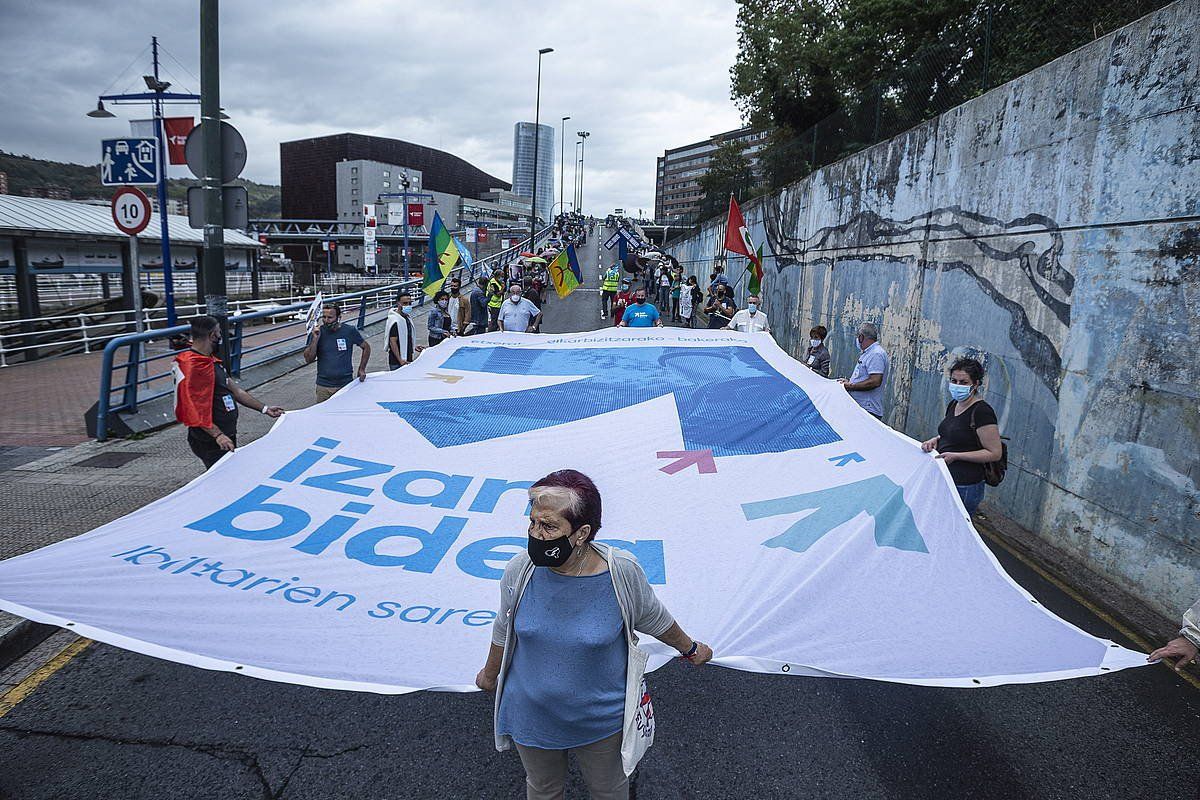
[827,452,865,467]
[741,475,928,553]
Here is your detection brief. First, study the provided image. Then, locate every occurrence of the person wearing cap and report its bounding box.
[498,283,543,333]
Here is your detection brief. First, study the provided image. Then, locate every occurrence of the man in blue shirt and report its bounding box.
[839,321,890,420]
[618,289,663,328]
[303,304,371,403]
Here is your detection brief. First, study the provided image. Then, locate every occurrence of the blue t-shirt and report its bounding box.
[849,341,890,416]
[498,568,626,749]
[622,302,660,327]
[311,323,363,387]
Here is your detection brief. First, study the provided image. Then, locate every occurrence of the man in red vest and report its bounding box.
[173,315,284,469]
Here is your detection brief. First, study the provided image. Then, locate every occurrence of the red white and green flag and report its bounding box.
[724,194,763,295]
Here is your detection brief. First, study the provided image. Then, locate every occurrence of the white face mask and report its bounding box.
[509,294,521,303]
[810,339,822,348]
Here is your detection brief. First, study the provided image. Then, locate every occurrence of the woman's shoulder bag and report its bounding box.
[969,402,1008,487]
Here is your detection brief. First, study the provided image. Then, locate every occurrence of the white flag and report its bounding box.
[304,292,323,333]
[129,119,157,139]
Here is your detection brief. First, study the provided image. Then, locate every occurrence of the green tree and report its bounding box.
[730,0,841,133]
[730,0,1167,191]
[697,140,758,220]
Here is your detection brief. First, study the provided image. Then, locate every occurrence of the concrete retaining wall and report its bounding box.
[669,0,1199,619]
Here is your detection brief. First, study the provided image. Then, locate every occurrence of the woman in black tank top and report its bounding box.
[920,357,1004,516]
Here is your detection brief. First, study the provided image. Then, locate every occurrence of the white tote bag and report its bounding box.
[600,545,655,775]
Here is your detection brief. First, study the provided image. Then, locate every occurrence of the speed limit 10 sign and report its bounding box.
[111,187,152,236]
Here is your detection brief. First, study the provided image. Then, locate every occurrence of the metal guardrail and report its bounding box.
[0,275,423,367]
[94,280,415,441]
[0,273,297,317]
[92,224,556,441]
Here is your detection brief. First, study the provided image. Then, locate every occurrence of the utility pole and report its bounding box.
[577,130,590,214]
[530,48,553,249]
[559,115,570,223]
[200,0,227,361]
[150,37,178,325]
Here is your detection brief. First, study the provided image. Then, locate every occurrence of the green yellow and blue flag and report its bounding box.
[424,211,461,297]
[548,245,583,298]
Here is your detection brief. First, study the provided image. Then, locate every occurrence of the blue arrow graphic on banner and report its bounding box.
[379,346,841,456]
[828,452,865,467]
[741,475,928,553]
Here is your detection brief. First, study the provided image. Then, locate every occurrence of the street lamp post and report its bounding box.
[379,182,433,283]
[149,37,176,326]
[88,36,202,326]
[529,47,553,250]
[469,208,483,264]
[200,0,229,360]
[558,115,570,224]
[576,140,585,211]
[577,130,590,214]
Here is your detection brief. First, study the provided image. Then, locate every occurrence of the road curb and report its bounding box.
[0,618,58,673]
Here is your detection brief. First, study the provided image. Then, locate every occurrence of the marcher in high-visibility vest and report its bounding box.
[599,264,621,321]
[486,270,506,332]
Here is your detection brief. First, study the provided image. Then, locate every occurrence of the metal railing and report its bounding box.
[94,280,417,441]
[469,225,556,279]
[91,224,555,440]
[0,273,296,317]
[0,289,328,367]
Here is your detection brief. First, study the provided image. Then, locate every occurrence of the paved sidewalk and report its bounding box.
[0,310,430,562]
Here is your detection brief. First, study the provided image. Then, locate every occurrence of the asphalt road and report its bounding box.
[2,226,1198,799]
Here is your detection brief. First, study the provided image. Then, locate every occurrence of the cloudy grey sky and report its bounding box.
[0,0,744,217]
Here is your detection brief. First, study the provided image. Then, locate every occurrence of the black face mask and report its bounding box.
[528,532,575,568]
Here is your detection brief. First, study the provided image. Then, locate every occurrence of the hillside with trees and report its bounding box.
[0,150,280,218]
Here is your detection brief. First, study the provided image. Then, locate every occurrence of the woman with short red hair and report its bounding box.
[476,469,712,799]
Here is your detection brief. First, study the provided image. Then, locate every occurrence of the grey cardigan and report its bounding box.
[490,543,675,753]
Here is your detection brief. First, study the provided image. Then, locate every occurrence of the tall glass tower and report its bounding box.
[512,122,555,225]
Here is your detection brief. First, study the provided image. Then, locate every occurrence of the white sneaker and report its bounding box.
[600,313,606,320]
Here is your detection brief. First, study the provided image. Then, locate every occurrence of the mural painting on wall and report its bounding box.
[760,198,1073,398]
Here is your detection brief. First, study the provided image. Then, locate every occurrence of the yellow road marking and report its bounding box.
[977,524,1200,691]
[0,637,92,718]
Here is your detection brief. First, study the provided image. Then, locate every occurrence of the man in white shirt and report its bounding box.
[497,283,543,332]
[726,294,772,334]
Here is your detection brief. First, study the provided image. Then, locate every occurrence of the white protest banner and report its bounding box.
[0,329,1146,692]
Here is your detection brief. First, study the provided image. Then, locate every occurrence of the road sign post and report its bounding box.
[111,187,153,335]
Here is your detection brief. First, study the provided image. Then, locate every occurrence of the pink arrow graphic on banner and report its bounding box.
[656,449,717,475]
